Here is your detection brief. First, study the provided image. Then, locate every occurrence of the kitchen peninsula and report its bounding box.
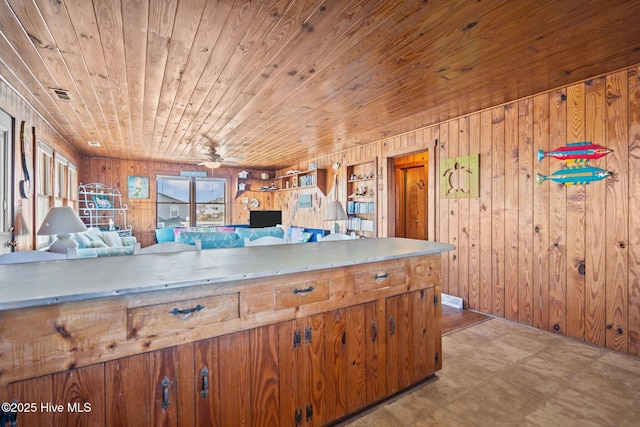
[0,238,453,426]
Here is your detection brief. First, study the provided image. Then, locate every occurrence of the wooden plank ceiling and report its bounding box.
[1,0,639,169]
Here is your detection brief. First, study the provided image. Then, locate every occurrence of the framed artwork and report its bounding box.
[440,154,479,198]
[299,194,312,208]
[128,176,149,199]
[93,194,112,209]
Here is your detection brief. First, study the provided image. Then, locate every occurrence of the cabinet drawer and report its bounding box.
[274,279,330,310]
[127,293,239,339]
[353,265,407,293]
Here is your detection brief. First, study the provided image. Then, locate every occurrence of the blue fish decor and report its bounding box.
[536,165,610,186]
[537,141,612,186]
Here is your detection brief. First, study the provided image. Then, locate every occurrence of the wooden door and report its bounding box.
[394,162,428,240]
[279,314,325,426]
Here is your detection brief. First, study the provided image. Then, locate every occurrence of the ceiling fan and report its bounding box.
[198,145,243,169]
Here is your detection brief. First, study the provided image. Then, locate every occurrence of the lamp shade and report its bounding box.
[324,200,347,221]
[37,206,87,235]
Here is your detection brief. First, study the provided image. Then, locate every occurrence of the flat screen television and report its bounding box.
[249,210,282,228]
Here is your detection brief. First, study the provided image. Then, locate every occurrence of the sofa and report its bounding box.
[152,225,329,250]
[70,227,138,258]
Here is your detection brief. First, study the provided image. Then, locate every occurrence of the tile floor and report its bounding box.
[343,318,640,426]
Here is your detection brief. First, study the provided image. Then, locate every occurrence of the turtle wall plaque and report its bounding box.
[439,154,479,198]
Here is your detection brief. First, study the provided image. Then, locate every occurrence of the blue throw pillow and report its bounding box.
[155,227,176,243]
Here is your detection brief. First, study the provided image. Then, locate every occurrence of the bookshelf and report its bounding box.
[346,159,377,237]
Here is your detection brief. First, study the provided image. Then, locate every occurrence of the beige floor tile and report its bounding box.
[345,318,640,427]
[541,387,632,426]
[566,369,640,407]
[525,399,605,427]
[442,376,544,426]
[412,407,481,427]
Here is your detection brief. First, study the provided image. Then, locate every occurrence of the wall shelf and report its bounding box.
[78,183,131,235]
[346,160,377,237]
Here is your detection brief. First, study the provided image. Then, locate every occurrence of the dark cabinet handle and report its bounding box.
[389,315,396,336]
[161,376,170,410]
[292,286,315,294]
[169,304,204,316]
[371,322,378,343]
[200,366,209,398]
[373,272,389,280]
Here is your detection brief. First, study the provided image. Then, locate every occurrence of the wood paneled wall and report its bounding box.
[0,79,81,251]
[282,65,640,357]
[375,66,638,357]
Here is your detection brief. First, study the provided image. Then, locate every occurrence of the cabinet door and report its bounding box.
[324,301,386,424]
[5,363,104,427]
[250,324,280,427]
[195,331,252,426]
[105,348,179,426]
[386,293,413,394]
[363,300,387,404]
[324,308,346,421]
[411,287,437,382]
[279,314,325,426]
[386,289,439,395]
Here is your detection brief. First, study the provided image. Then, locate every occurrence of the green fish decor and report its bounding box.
[536,165,610,185]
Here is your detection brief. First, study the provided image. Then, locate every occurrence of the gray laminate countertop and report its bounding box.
[0,238,454,310]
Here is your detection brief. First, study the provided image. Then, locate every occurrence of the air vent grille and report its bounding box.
[50,88,71,101]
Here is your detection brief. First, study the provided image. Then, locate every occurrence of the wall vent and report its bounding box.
[50,87,71,101]
[87,141,101,147]
[441,293,464,309]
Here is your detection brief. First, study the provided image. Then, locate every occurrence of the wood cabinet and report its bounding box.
[346,160,377,237]
[0,249,445,426]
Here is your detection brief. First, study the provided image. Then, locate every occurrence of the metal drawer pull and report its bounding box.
[373,272,389,280]
[169,304,204,316]
[389,315,396,336]
[161,376,170,410]
[292,286,315,294]
[200,366,209,398]
[371,322,378,343]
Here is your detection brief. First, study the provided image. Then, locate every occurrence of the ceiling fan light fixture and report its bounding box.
[201,161,222,169]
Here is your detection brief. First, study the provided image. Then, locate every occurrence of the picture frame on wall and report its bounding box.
[128,176,149,199]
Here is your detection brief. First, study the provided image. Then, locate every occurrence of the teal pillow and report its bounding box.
[155,227,175,243]
[236,226,284,241]
[72,232,92,248]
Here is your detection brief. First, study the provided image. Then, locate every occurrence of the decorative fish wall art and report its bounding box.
[537,141,613,163]
[536,141,613,186]
[536,165,610,185]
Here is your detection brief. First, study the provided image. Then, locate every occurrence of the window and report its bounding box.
[36,142,54,248]
[0,109,12,250]
[36,149,77,248]
[156,176,226,228]
[53,152,77,208]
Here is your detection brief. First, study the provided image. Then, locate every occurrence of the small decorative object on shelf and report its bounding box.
[78,183,132,235]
